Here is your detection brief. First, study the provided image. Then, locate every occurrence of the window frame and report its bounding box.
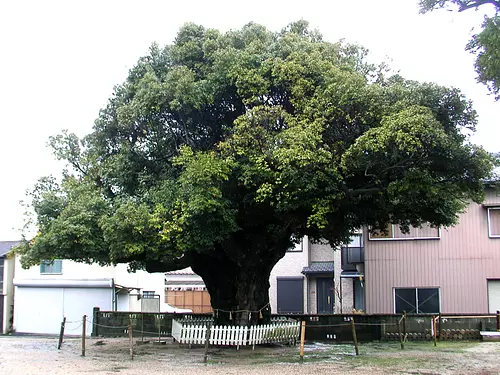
[142,291,156,299]
[369,224,440,241]
[487,207,500,238]
[287,238,303,252]
[40,260,63,275]
[393,287,440,314]
[0,257,4,292]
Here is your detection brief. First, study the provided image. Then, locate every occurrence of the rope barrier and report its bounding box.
[87,319,129,330]
[212,302,271,318]
[65,323,83,331]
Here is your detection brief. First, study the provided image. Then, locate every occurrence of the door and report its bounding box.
[353,278,365,311]
[277,277,304,313]
[317,278,334,314]
[488,279,500,313]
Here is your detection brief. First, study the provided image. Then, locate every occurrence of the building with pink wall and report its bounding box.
[364,187,500,314]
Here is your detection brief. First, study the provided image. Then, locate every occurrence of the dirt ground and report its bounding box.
[0,336,499,375]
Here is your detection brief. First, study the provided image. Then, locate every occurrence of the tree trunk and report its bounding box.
[190,249,278,326]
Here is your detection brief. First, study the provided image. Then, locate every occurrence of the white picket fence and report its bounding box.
[172,319,300,349]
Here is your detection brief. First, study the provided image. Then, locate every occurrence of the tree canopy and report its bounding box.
[17,21,496,324]
[419,0,500,100]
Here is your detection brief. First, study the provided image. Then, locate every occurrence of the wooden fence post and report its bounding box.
[128,319,134,360]
[82,315,86,356]
[158,315,162,343]
[351,317,359,356]
[432,316,437,347]
[398,315,404,350]
[204,323,212,364]
[496,311,500,332]
[403,311,407,344]
[57,317,66,350]
[141,314,144,342]
[92,307,99,337]
[299,320,306,362]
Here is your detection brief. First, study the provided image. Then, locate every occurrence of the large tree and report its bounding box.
[419,0,500,99]
[17,21,496,325]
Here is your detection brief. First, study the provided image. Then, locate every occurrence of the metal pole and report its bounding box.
[57,317,66,350]
[82,315,86,356]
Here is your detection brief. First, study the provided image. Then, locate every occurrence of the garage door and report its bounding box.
[14,287,113,335]
[488,280,500,313]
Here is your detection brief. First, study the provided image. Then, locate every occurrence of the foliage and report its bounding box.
[419,0,500,99]
[16,22,496,315]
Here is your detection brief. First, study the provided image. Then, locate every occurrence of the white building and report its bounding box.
[12,258,178,335]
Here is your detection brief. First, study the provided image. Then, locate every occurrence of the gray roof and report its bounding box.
[302,262,334,275]
[0,241,20,257]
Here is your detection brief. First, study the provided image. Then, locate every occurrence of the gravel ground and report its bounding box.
[0,336,499,375]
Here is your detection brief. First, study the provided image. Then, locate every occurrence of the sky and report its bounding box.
[0,0,498,240]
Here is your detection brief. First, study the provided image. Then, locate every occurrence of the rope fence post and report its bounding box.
[351,317,359,356]
[57,317,66,350]
[92,307,99,337]
[158,315,162,343]
[432,315,437,347]
[299,320,306,362]
[203,322,212,364]
[398,315,404,350]
[128,319,134,360]
[81,315,86,356]
[402,311,407,344]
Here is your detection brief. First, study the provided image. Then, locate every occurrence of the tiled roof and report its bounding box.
[165,280,205,286]
[0,240,20,257]
[165,267,197,275]
[302,262,334,275]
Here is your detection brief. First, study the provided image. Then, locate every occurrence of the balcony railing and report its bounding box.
[341,246,364,271]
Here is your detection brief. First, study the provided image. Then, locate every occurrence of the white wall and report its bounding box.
[14,256,116,280]
[114,265,169,312]
[269,237,310,313]
[14,286,113,335]
[2,255,15,333]
[14,258,171,312]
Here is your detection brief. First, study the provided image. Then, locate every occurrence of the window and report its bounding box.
[287,238,303,252]
[142,291,155,299]
[488,208,500,238]
[370,224,439,240]
[277,277,304,313]
[40,260,62,274]
[395,288,440,314]
[0,257,4,292]
[341,233,364,271]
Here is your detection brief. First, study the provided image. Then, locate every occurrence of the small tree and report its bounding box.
[17,21,496,325]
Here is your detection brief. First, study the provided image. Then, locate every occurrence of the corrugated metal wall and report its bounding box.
[365,189,500,314]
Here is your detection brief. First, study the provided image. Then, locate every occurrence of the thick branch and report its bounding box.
[144,255,192,273]
[458,0,500,11]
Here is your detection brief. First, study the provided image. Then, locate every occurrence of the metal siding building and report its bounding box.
[365,188,500,314]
